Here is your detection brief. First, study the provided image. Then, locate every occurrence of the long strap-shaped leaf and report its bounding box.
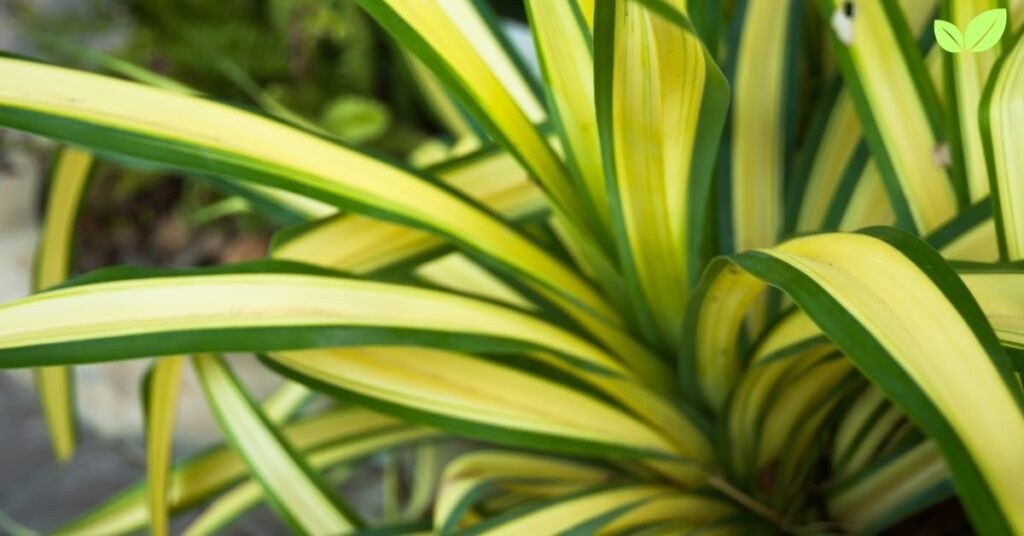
[722,0,800,253]
[981,23,1024,261]
[695,228,1024,534]
[685,206,994,412]
[272,148,545,275]
[263,347,706,471]
[595,0,729,348]
[193,354,363,535]
[829,441,949,534]
[0,262,645,380]
[142,356,185,536]
[452,484,730,536]
[961,264,1024,355]
[525,0,610,228]
[31,146,94,463]
[0,260,675,438]
[354,0,609,258]
[54,407,427,536]
[434,450,616,534]
[818,0,959,233]
[0,57,617,326]
[183,428,439,536]
[7,259,689,458]
[947,0,1005,202]
[723,207,1003,379]
[792,87,867,233]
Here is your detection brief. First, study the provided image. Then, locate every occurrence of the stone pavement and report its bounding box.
[0,373,286,535]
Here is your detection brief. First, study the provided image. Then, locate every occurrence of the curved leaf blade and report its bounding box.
[183,428,439,536]
[193,354,362,535]
[820,0,958,233]
[54,407,424,536]
[0,263,641,382]
[595,0,730,348]
[724,229,1024,534]
[0,56,617,327]
[947,2,1003,203]
[31,146,95,464]
[980,26,1024,261]
[143,356,185,536]
[264,347,704,469]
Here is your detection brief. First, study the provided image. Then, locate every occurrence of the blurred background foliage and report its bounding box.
[8,0,509,269]
[16,0,435,148]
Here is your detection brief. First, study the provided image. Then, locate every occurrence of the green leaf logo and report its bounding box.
[934,9,1007,54]
[966,9,1007,51]
[934,20,965,52]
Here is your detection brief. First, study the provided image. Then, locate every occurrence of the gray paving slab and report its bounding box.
[0,374,288,534]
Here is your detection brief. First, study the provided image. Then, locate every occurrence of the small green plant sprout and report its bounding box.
[935,8,1007,53]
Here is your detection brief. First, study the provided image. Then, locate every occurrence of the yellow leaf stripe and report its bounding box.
[56,406,423,535]
[193,355,360,534]
[0,57,617,326]
[821,0,958,233]
[526,0,610,227]
[32,147,95,464]
[266,347,704,470]
[144,356,185,536]
[726,0,799,253]
[596,0,728,347]
[949,0,1003,202]
[733,231,1024,534]
[981,22,1024,260]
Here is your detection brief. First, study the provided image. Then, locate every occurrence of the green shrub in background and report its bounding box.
[12,0,446,262]
[16,0,430,149]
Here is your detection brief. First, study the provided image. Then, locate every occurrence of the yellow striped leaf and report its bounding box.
[355,0,607,258]
[980,24,1024,260]
[192,354,362,534]
[0,266,639,382]
[595,0,729,346]
[143,356,185,536]
[948,0,1003,202]
[32,146,95,464]
[0,57,616,327]
[184,428,439,536]
[720,230,1024,534]
[526,0,610,227]
[724,0,800,252]
[820,0,959,233]
[264,347,697,465]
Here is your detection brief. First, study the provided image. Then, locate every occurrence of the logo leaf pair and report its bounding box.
[934,8,1007,53]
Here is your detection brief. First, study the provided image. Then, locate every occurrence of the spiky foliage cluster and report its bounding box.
[0,0,1023,535]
